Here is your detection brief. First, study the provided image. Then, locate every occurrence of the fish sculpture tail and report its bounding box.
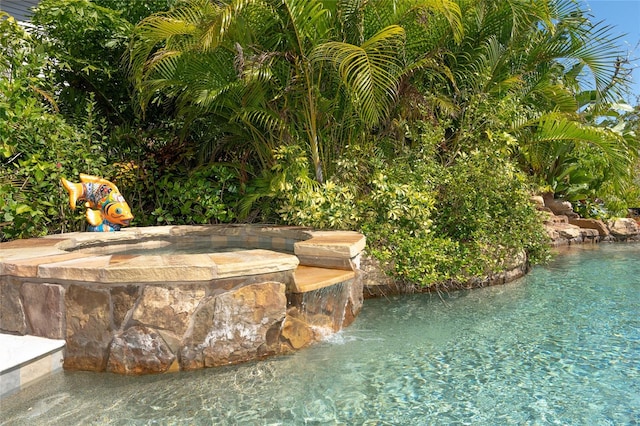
[61,177,84,210]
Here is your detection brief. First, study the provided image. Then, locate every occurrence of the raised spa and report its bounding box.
[0,225,365,374]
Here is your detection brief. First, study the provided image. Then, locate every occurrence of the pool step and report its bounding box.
[291,266,355,293]
[0,333,65,399]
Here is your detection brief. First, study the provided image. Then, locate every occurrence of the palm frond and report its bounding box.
[529,112,633,181]
[313,25,406,126]
[279,0,331,53]
[198,0,257,51]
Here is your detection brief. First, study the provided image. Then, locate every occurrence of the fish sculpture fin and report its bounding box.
[85,208,104,226]
[80,174,101,183]
[61,177,84,210]
[80,173,120,192]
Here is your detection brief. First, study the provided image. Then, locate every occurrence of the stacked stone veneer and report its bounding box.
[0,225,365,375]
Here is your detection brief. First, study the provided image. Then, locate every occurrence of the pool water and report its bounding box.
[1,244,638,425]
[72,241,243,256]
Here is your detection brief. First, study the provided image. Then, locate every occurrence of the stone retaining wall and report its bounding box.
[0,225,365,374]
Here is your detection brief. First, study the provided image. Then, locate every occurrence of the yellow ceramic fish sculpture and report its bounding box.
[61,174,133,232]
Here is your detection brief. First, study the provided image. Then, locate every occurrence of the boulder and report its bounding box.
[529,195,545,210]
[580,228,600,241]
[569,218,610,236]
[281,315,316,349]
[0,282,27,334]
[181,282,287,368]
[342,274,364,328]
[543,194,578,218]
[608,218,640,238]
[545,228,560,241]
[557,225,582,240]
[178,345,204,371]
[132,284,205,338]
[542,212,569,226]
[21,282,65,339]
[110,285,140,330]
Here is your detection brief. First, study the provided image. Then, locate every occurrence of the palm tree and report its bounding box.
[416,0,636,202]
[126,0,463,182]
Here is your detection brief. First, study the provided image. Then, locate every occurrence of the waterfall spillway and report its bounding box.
[299,281,350,333]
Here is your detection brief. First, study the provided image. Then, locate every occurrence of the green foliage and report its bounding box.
[3,0,635,292]
[31,0,133,122]
[266,145,357,229]
[582,102,640,216]
[0,12,237,238]
[367,228,465,286]
[0,16,113,240]
[31,0,175,123]
[99,138,240,226]
[432,149,550,273]
[262,144,437,233]
[521,101,640,219]
[126,0,463,182]
[0,92,113,239]
[356,148,459,286]
[428,0,638,215]
[264,137,548,287]
[361,144,549,287]
[145,166,237,226]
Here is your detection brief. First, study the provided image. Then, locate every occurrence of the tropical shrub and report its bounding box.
[31,0,175,124]
[0,92,113,239]
[3,0,635,292]
[0,15,114,240]
[427,0,638,217]
[263,145,359,229]
[359,141,549,287]
[264,135,549,287]
[126,0,463,182]
[432,149,550,273]
[141,165,238,226]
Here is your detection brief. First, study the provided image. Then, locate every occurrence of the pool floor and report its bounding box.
[1,244,638,424]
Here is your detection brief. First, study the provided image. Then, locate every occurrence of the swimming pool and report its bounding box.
[1,243,638,424]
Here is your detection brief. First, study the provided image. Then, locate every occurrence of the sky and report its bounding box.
[582,0,640,103]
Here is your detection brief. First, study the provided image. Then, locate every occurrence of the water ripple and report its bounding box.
[1,244,638,425]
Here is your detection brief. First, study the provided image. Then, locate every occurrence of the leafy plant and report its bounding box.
[261,137,548,287]
[31,0,175,124]
[147,166,237,225]
[432,148,549,277]
[0,15,114,240]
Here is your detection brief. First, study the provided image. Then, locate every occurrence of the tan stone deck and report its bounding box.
[0,225,365,286]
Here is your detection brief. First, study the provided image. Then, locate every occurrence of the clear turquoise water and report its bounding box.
[2,244,638,425]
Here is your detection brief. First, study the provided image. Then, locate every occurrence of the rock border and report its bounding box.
[361,196,639,297]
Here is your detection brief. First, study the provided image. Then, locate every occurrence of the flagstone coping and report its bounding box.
[0,225,366,284]
[290,266,356,293]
